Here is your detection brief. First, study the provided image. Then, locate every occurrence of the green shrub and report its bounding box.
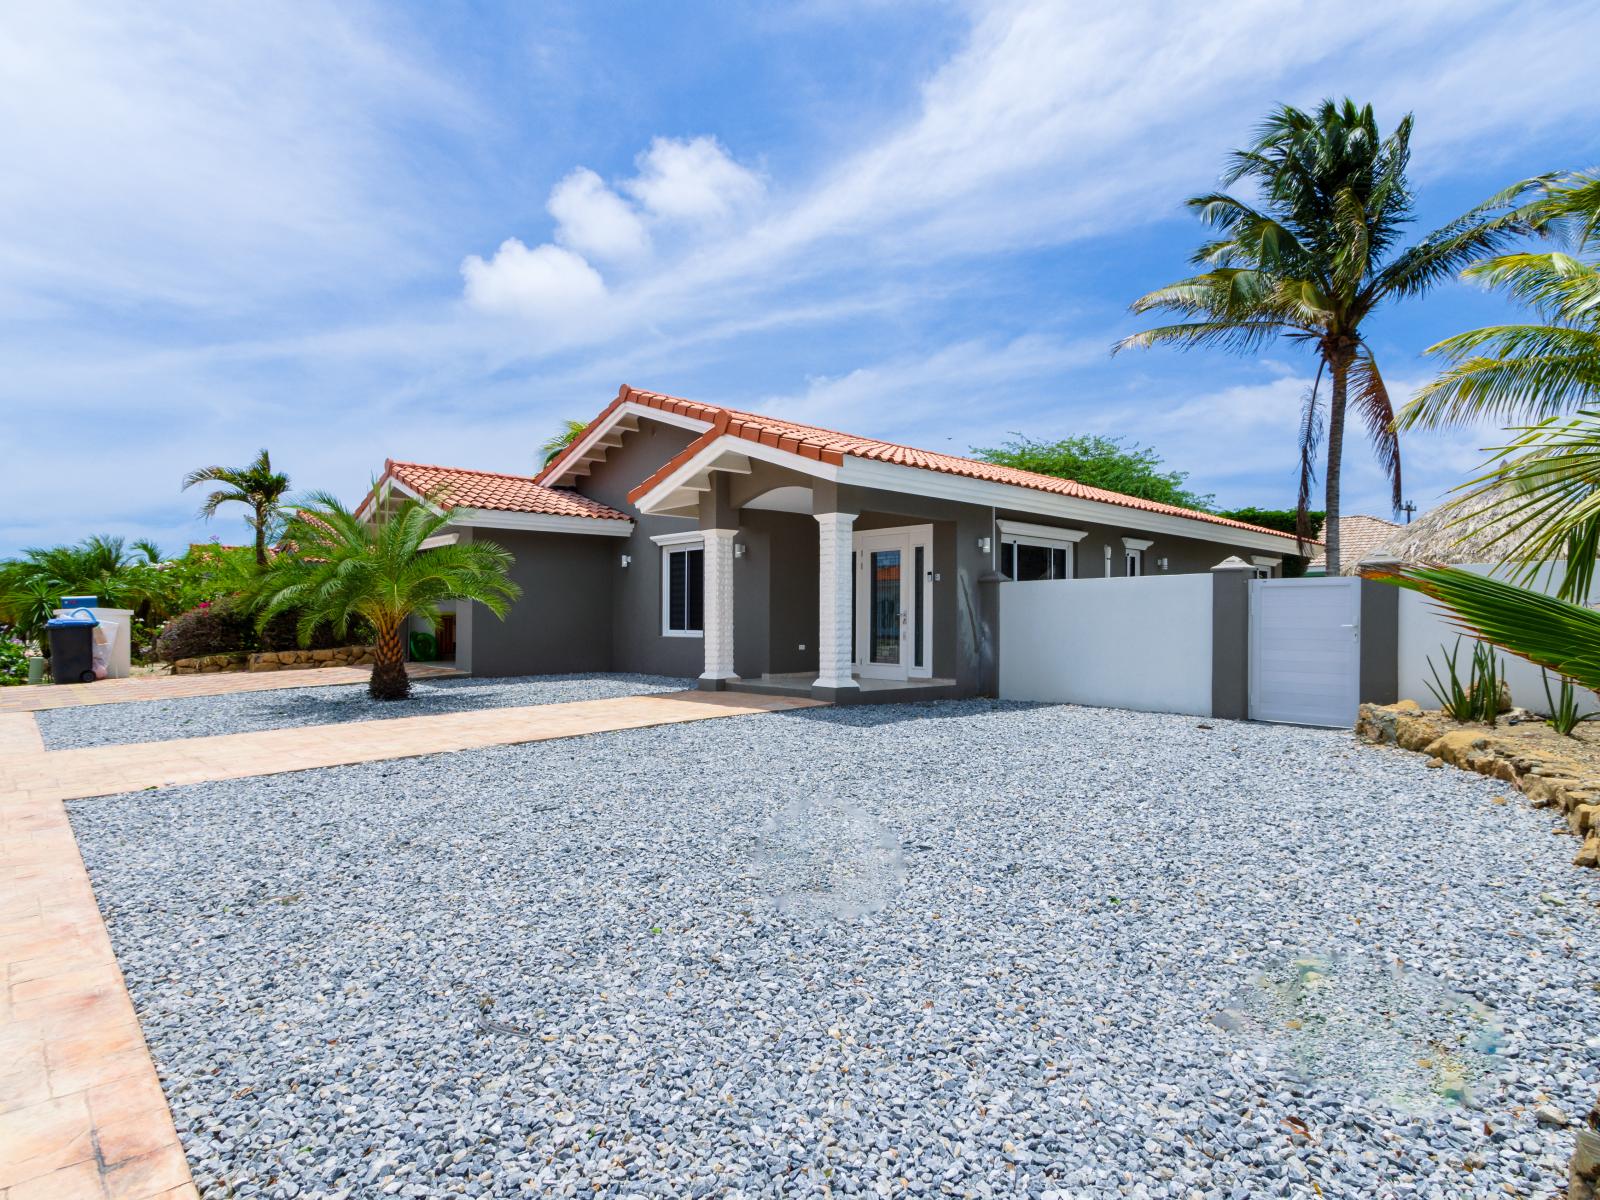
[0,639,28,686]
[1542,671,1598,737]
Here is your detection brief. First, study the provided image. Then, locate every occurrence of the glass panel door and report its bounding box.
[869,549,902,664]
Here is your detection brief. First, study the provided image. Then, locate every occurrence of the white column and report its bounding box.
[814,511,859,691]
[700,528,738,682]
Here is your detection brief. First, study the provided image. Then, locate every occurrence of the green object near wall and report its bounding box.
[408,631,438,662]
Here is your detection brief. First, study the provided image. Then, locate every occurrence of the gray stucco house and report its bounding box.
[364,385,1304,702]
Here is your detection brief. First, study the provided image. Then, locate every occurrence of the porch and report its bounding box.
[725,672,963,704]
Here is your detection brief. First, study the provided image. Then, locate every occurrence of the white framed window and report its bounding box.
[996,520,1085,581]
[652,532,704,637]
[1251,555,1280,580]
[1122,537,1153,578]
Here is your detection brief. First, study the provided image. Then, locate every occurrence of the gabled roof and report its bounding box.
[361,459,630,521]
[542,385,1305,546]
[1307,514,1402,573]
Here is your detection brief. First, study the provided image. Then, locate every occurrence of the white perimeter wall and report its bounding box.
[1397,562,1598,717]
[999,574,1213,715]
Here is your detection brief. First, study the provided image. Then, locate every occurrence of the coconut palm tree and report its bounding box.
[249,488,520,700]
[540,419,589,467]
[1397,170,1600,431]
[183,449,291,566]
[1117,99,1526,573]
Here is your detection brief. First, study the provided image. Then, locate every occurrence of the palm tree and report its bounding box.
[1117,99,1525,573]
[249,487,520,700]
[183,449,291,566]
[1397,170,1600,431]
[540,419,589,467]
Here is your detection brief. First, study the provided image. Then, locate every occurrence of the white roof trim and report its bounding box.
[542,400,714,487]
[418,533,459,551]
[1122,537,1155,551]
[451,509,634,537]
[649,530,706,547]
[1251,554,1282,566]
[629,432,1303,554]
[997,519,1086,544]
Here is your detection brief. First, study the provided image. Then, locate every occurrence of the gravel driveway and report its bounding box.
[36,673,691,749]
[68,701,1600,1198]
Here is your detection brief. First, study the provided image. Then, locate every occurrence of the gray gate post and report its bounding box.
[1356,555,1401,705]
[1210,557,1255,720]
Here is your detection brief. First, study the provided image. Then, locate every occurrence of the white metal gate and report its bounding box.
[1248,577,1361,727]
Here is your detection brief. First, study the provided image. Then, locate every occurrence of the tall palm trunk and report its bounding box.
[1323,348,1353,576]
[253,504,269,567]
[370,619,409,701]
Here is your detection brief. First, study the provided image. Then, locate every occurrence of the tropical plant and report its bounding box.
[183,448,291,566]
[0,534,170,648]
[248,487,520,699]
[1366,564,1600,698]
[1542,670,1596,736]
[1116,99,1526,573]
[1397,170,1600,431]
[972,434,1214,509]
[1424,637,1503,725]
[1437,411,1600,601]
[541,419,590,467]
[0,639,27,686]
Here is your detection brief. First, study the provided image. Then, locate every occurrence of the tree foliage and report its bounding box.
[248,487,520,700]
[1118,98,1526,572]
[972,434,1214,510]
[183,448,291,566]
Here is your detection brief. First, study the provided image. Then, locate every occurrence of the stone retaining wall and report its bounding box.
[1357,700,1600,868]
[172,646,375,675]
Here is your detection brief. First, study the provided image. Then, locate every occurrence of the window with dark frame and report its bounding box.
[664,546,704,634]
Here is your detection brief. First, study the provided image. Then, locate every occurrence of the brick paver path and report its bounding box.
[0,662,461,714]
[0,687,820,1198]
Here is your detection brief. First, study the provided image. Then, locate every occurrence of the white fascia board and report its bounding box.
[649,530,706,547]
[996,519,1087,543]
[837,457,1302,556]
[632,436,841,514]
[451,509,635,537]
[543,401,714,487]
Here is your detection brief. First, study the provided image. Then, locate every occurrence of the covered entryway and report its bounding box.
[1247,577,1362,727]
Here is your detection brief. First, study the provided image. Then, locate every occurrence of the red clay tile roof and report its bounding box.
[543,385,1306,545]
[371,459,630,521]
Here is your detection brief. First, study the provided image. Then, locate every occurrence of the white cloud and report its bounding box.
[623,136,764,223]
[460,239,606,320]
[547,167,651,261]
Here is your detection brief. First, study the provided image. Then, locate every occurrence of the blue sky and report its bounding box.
[3,1,1598,556]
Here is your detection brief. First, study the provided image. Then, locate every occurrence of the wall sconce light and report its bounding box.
[1157,557,1169,571]
[977,536,992,553]
[620,553,631,568]
[734,543,747,559]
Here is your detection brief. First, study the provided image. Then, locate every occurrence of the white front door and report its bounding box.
[853,526,933,681]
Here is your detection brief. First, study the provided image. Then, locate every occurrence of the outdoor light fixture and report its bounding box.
[620,554,631,568]
[734,543,747,559]
[977,536,992,553]
[1157,557,1169,571]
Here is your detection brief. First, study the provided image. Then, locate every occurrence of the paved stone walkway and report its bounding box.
[0,662,461,714]
[0,687,819,1198]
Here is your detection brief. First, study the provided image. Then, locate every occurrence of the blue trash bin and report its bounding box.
[46,609,100,684]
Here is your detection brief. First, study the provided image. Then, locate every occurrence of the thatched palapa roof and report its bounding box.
[1381,483,1563,566]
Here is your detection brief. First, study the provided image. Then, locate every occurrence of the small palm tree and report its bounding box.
[1117,99,1525,573]
[184,449,291,566]
[250,488,520,700]
[540,419,589,467]
[1397,170,1600,431]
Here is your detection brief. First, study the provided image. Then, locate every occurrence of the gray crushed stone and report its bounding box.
[36,673,691,750]
[66,701,1600,1198]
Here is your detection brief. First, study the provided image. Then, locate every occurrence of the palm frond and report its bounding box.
[1398,326,1600,429]
[1366,564,1600,694]
[1295,362,1326,544]
[1350,348,1401,511]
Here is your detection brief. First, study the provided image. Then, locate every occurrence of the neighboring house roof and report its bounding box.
[1382,484,1560,565]
[541,385,1305,546]
[359,459,630,522]
[1306,514,1402,574]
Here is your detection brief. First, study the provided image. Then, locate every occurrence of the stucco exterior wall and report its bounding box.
[466,528,614,676]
